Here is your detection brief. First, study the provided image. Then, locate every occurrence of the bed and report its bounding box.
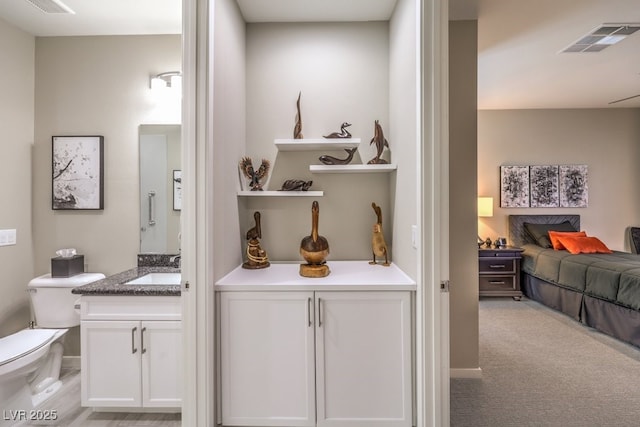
[509,214,640,348]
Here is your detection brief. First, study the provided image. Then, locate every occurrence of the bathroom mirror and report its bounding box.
[139,124,181,254]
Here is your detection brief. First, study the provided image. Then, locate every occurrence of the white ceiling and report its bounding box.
[476,0,640,109]
[0,0,181,36]
[1,0,638,109]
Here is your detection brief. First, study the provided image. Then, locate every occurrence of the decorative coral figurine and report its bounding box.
[370,202,390,266]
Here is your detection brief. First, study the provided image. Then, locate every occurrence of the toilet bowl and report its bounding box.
[0,272,104,420]
[0,328,67,413]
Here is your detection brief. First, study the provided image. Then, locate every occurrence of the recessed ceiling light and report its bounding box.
[561,23,640,53]
[24,0,75,14]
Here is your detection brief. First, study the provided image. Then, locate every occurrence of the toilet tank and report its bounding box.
[28,273,105,328]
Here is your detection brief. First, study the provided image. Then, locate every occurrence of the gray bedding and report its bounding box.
[522,243,640,311]
[510,214,640,347]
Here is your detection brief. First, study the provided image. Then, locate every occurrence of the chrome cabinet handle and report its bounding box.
[318,298,323,327]
[307,297,312,327]
[148,191,156,226]
[141,327,147,354]
[489,280,506,285]
[489,264,506,269]
[131,327,138,354]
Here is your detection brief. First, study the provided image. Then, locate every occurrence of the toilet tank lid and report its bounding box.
[28,273,106,288]
[0,329,63,366]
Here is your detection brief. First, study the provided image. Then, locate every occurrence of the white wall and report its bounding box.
[478,108,640,251]
[0,19,35,338]
[389,0,420,278]
[212,0,247,278]
[33,35,181,278]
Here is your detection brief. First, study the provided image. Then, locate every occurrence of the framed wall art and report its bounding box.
[52,135,104,210]
[500,165,530,207]
[559,164,588,207]
[530,165,559,207]
[173,170,182,211]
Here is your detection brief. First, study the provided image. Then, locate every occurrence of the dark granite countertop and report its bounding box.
[72,266,181,296]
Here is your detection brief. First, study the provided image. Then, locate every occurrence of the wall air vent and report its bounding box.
[561,24,640,53]
[24,0,75,14]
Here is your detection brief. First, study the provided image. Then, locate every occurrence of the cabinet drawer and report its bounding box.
[479,258,515,274]
[479,276,516,292]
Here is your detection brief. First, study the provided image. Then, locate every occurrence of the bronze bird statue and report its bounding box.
[369,202,390,266]
[293,92,303,139]
[299,201,330,277]
[240,157,270,191]
[324,122,352,139]
[319,147,358,165]
[367,120,389,164]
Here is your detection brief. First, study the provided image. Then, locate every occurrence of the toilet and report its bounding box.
[0,272,105,417]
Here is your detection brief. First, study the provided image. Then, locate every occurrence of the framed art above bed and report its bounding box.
[500,165,588,208]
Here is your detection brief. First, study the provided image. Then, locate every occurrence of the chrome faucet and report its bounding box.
[170,254,181,268]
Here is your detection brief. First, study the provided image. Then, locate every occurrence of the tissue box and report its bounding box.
[51,255,85,278]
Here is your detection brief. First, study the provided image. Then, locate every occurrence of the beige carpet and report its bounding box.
[451,297,640,427]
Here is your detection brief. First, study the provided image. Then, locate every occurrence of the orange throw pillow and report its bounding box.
[548,230,587,250]
[555,235,613,254]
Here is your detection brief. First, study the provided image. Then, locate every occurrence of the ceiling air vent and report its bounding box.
[561,24,640,53]
[24,0,75,14]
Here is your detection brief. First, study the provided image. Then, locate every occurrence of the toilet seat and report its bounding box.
[0,329,64,367]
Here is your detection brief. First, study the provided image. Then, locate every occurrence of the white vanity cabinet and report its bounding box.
[80,296,181,410]
[217,263,414,427]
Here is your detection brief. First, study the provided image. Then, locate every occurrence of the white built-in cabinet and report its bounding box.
[218,278,412,427]
[80,296,181,410]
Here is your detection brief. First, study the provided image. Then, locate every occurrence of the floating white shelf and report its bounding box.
[237,190,324,197]
[274,138,360,151]
[309,164,397,174]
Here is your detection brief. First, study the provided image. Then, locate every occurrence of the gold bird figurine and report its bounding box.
[370,202,390,266]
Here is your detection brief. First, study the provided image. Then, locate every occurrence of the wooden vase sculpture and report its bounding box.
[242,211,270,269]
[370,202,390,266]
[299,201,330,277]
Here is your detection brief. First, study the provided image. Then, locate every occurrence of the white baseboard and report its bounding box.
[450,367,483,379]
[62,355,81,370]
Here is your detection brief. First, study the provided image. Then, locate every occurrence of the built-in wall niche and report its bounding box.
[212,0,420,277]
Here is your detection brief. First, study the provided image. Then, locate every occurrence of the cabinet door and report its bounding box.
[315,292,412,427]
[81,320,142,407]
[141,320,182,407]
[220,292,316,427]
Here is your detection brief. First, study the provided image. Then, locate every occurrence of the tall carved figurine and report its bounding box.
[299,201,330,277]
[367,120,390,164]
[242,211,270,269]
[293,91,303,139]
[370,202,390,266]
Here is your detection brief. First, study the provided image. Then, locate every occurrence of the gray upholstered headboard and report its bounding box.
[508,215,580,247]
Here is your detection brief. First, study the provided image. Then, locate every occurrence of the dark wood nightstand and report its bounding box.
[478,247,524,300]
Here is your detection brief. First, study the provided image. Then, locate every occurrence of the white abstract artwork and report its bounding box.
[530,165,559,208]
[500,166,530,207]
[559,164,588,207]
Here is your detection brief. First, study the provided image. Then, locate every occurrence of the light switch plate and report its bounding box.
[411,225,418,249]
[0,229,17,246]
